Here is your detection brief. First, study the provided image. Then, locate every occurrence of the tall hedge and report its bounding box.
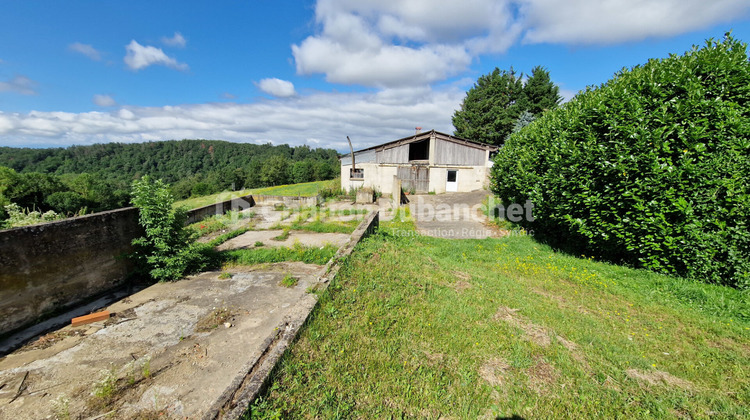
[491,35,750,289]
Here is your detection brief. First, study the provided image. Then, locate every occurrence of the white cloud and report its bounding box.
[0,75,37,95]
[68,42,103,61]
[292,0,750,88]
[257,78,297,98]
[0,87,465,149]
[519,0,750,45]
[124,40,188,71]
[292,0,512,87]
[161,32,187,48]
[93,94,117,107]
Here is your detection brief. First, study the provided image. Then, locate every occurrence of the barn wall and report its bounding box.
[434,139,486,166]
[377,144,409,164]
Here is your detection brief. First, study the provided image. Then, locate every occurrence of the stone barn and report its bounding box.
[340,129,498,195]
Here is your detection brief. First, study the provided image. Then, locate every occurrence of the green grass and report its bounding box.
[281,274,299,288]
[174,180,333,209]
[252,180,331,197]
[248,211,750,419]
[222,243,338,266]
[187,210,255,237]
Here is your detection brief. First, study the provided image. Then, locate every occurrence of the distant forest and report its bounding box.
[0,139,340,222]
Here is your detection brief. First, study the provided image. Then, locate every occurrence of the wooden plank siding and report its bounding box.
[377,144,409,164]
[433,138,486,166]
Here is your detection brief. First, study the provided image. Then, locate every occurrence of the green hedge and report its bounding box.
[491,35,750,289]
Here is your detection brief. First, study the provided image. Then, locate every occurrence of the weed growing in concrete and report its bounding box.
[52,395,70,420]
[254,241,264,247]
[272,228,290,241]
[196,307,233,332]
[221,244,338,266]
[218,271,232,279]
[281,274,299,288]
[141,357,151,379]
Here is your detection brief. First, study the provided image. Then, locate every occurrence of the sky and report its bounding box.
[1,0,749,152]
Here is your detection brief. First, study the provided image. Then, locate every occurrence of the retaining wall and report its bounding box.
[0,194,260,337]
[251,194,321,208]
[0,207,142,335]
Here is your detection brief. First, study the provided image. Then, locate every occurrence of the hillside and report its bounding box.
[0,139,339,189]
[0,140,341,225]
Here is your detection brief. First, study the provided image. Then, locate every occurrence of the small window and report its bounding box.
[350,168,364,179]
[447,170,457,182]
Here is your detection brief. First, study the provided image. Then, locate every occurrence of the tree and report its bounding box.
[130,176,208,282]
[452,68,524,146]
[260,155,290,186]
[291,160,315,184]
[522,66,562,116]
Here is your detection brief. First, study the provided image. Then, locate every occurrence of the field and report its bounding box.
[248,211,750,418]
[174,180,332,209]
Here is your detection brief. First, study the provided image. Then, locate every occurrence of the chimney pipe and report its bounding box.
[415,126,422,135]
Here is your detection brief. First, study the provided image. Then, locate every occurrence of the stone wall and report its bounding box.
[0,207,142,336]
[0,194,261,337]
[185,195,255,225]
[251,194,320,208]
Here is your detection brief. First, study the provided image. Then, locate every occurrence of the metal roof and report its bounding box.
[339,129,499,159]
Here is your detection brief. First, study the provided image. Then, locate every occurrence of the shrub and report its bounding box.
[491,34,750,289]
[130,176,209,282]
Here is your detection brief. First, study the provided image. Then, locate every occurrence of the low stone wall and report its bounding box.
[185,195,256,225]
[0,194,260,337]
[0,207,142,336]
[251,194,321,208]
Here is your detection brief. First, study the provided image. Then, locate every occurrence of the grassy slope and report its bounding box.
[174,180,332,209]
[249,213,750,419]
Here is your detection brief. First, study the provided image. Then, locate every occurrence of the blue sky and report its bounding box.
[1,0,749,151]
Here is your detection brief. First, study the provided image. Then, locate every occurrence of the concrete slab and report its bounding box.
[408,190,500,239]
[0,262,325,419]
[216,230,350,251]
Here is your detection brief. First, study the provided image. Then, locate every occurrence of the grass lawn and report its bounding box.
[174,180,333,209]
[248,211,750,418]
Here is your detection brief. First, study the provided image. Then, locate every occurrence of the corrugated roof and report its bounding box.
[339,129,498,159]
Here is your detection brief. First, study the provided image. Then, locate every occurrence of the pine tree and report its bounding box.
[452,68,524,146]
[522,66,562,116]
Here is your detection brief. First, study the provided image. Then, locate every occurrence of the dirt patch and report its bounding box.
[195,307,234,332]
[493,306,551,347]
[625,369,694,390]
[526,357,560,394]
[452,281,473,292]
[18,329,86,352]
[452,270,471,281]
[479,358,511,386]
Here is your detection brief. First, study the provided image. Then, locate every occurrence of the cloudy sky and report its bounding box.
[1,0,749,151]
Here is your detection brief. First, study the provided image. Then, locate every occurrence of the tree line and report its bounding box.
[0,139,340,224]
[452,66,562,146]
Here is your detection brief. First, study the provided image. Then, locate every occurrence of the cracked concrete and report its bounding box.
[409,190,500,239]
[0,206,380,420]
[0,262,324,419]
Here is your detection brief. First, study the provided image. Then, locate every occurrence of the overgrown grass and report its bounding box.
[174,190,253,210]
[252,180,331,197]
[174,180,333,209]
[248,210,750,418]
[187,210,255,237]
[222,243,338,266]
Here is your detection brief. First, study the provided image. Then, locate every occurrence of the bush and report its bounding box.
[45,191,89,215]
[130,176,209,282]
[491,34,750,289]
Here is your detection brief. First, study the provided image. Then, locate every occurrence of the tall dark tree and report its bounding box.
[523,66,562,116]
[452,68,524,146]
